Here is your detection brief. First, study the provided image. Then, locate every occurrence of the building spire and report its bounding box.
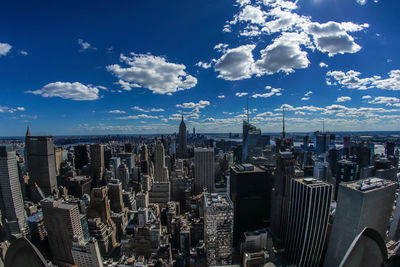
[282,107,286,139]
[181,111,184,122]
[25,124,31,137]
[246,96,250,123]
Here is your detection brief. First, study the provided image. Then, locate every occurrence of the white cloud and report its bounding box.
[301,91,312,101]
[150,108,165,112]
[214,43,229,52]
[108,110,126,114]
[0,43,12,56]
[252,86,282,98]
[26,82,100,100]
[327,69,400,91]
[362,95,372,99]
[336,96,352,102]
[235,92,248,97]
[195,61,212,69]
[214,45,256,80]
[107,53,197,94]
[0,106,25,113]
[319,62,328,68]
[356,0,366,5]
[116,114,159,120]
[239,5,266,24]
[213,0,369,80]
[20,50,28,56]
[131,106,165,113]
[305,21,368,56]
[78,39,96,52]
[218,95,226,99]
[132,106,149,112]
[255,32,311,75]
[176,100,210,110]
[367,96,400,106]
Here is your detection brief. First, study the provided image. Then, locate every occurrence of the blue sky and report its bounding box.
[1,0,400,136]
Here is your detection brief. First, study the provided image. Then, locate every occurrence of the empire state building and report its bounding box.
[177,114,187,158]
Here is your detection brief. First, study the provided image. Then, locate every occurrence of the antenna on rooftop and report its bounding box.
[246,96,250,123]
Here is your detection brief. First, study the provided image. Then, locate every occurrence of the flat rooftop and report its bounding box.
[231,164,265,173]
[343,177,396,192]
[204,193,232,208]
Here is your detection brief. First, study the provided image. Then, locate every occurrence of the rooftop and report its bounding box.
[232,164,265,173]
[343,177,395,192]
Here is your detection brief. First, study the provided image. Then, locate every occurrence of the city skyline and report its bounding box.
[1,0,400,136]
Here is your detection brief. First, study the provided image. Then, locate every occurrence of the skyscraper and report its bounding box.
[242,121,262,163]
[194,147,215,194]
[285,178,332,267]
[177,114,187,158]
[270,151,295,244]
[25,135,58,196]
[117,163,129,189]
[108,179,125,213]
[74,145,89,170]
[41,198,84,265]
[154,140,168,182]
[0,145,27,238]
[71,236,104,267]
[90,144,104,187]
[204,193,233,266]
[324,178,396,267]
[230,163,273,246]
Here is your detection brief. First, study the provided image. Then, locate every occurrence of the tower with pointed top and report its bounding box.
[24,125,30,170]
[177,114,187,158]
[282,107,286,140]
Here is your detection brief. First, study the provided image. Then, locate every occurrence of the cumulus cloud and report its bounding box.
[108,110,126,114]
[305,21,368,56]
[195,61,212,69]
[356,0,366,5]
[107,53,197,94]
[0,43,12,56]
[319,62,328,68]
[214,43,229,52]
[0,106,25,113]
[213,0,369,80]
[367,96,400,106]
[336,96,352,102]
[362,95,372,99]
[20,50,28,56]
[131,106,165,112]
[78,39,96,52]
[116,114,159,120]
[252,86,282,98]
[214,45,256,80]
[235,92,248,97]
[327,69,400,91]
[218,95,226,99]
[176,100,210,110]
[301,91,313,101]
[255,32,311,74]
[26,82,100,100]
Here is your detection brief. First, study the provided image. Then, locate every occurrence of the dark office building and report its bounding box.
[285,178,332,267]
[270,151,295,245]
[350,142,374,167]
[90,144,104,187]
[25,135,58,196]
[386,142,395,157]
[230,164,273,247]
[74,145,89,170]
